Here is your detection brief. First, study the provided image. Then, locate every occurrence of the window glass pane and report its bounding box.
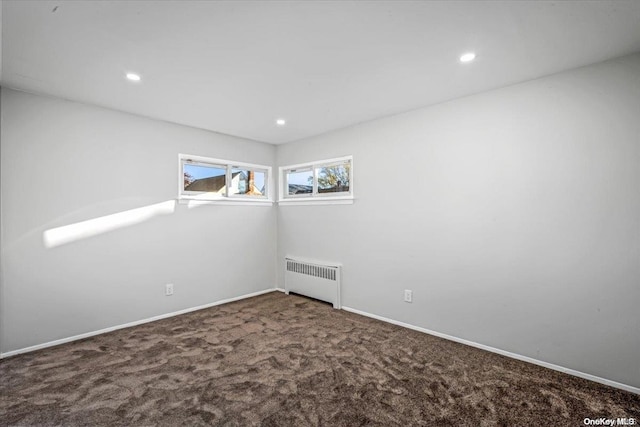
[316,162,350,193]
[229,168,266,196]
[286,169,313,196]
[183,163,226,194]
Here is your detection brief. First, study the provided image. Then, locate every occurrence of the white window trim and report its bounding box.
[178,154,273,205]
[279,155,354,205]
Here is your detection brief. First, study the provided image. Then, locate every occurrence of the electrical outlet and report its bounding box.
[404,289,412,303]
[165,283,174,296]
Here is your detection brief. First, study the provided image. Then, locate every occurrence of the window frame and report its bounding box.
[284,166,314,199]
[178,154,273,205]
[279,155,353,205]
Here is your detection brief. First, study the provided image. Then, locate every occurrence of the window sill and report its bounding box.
[178,198,273,207]
[278,197,354,206]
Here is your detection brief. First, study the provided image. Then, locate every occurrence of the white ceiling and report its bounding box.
[2,1,640,144]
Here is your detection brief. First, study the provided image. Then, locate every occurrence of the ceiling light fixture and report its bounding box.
[459,52,476,63]
[276,119,286,126]
[126,73,141,82]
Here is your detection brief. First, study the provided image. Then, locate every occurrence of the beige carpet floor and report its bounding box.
[1,291,638,426]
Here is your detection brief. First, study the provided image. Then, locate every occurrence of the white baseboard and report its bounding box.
[0,288,277,359]
[341,306,640,395]
[4,290,636,395]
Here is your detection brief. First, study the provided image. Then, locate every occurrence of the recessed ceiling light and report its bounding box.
[276,119,286,126]
[126,73,141,82]
[459,52,476,63]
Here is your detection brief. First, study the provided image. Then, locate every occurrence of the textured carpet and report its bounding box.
[1,291,638,426]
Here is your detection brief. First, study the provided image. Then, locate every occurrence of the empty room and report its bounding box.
[1,1,639,425]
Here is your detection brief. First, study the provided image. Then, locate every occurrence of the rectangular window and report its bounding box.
[229,167,267,197]
[316,162,350,194]
[179,154,272,204]
[183,162,227,195]
[286,168,313,196]
[280,156,353,204]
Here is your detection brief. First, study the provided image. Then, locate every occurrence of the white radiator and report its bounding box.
[284,257,341,309]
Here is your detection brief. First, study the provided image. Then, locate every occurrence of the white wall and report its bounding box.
[276,54,640,388]
[1,53,638,389]
[0,88,277,353]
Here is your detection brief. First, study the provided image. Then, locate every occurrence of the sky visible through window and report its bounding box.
[286,165,350,186]
[287,172,312,186]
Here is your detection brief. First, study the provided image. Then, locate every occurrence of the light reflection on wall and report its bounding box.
[43,200,176,248]
[183,192,224,210]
